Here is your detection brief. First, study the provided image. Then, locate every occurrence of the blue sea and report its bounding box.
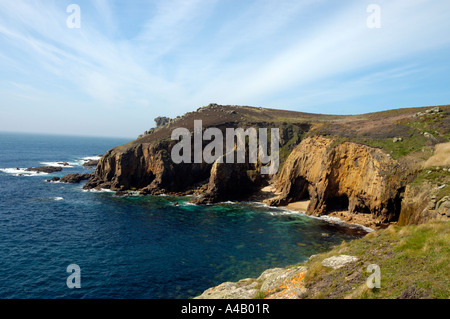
[0,132,366,299]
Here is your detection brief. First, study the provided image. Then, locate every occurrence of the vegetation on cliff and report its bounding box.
[301,221,449,299]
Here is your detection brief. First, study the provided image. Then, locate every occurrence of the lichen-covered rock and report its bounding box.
[195,266,306,299]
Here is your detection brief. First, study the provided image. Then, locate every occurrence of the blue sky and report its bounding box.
[0,0,449,138]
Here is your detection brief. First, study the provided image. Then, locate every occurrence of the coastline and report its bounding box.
[248,184,376,232]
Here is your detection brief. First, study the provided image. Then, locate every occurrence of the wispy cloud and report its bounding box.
[0,0,449,137]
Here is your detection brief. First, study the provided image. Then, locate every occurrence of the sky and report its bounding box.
[0,0,449,138]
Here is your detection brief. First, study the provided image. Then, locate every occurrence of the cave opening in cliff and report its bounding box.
[325,195,350,213]
[288,177,310,202]
[387,187,406,222]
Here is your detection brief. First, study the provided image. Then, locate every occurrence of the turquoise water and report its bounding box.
[0,132,365,299]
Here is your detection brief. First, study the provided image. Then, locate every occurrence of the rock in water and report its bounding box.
[60,173,92,183]
[26,166,62,173]
[82,159,99,167]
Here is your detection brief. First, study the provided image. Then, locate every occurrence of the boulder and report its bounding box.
[321,255,358,270]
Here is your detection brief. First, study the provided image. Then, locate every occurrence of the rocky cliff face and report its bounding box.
[267,136,413,224]
[84,141,212,194]
[83,104,448,226]
[399,183,450,225]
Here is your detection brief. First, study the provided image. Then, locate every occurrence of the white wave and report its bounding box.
[82,188,114,193]
[0,168,49,176]
[319,215,374,233]
[82,156,101,161]
[268,208,305,216]
[181,202,197,206]
[40,161,74,168]
[54,197,64,201]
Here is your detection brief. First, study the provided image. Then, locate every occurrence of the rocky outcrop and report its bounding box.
[193,152,258,204]
[84,141,212,194]
[398,184,449,225]
[60,173,92,184]
[26,166,62,173]
[154,116,171,127]
[267,137,412,224]
[82,160,99,167]
[195,266,307,299]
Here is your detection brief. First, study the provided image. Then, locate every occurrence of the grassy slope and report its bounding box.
[300,221,449,299]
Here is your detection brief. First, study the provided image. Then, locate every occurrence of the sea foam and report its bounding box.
[0,168,49,176]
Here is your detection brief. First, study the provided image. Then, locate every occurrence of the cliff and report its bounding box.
[83,103,450,225]
[266,136,413,226]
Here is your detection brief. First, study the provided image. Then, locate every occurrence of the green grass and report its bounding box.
[301,221,450,299]
[353,134,428,160]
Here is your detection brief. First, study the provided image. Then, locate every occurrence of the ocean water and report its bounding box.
[0,132,366,299]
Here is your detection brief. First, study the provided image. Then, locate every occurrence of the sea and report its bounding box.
[0,132,368,299]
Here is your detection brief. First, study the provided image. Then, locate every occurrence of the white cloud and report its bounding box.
[0,0,449,137]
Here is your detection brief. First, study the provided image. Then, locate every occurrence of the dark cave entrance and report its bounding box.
[288,176,311,202]
[387,186,406,222]
[325,194,350,213]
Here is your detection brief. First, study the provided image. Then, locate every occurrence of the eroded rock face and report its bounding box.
[84,142,212,194]
[399,184,449,225]
[267,136,412,223]
[193,153,256,204]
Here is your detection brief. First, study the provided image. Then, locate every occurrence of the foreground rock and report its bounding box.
[195,266,307,299]
[60,173,92,183]
[26,166,62,173]
[321,255,358,270]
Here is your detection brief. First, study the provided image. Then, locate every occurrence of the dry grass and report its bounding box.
[423,142,450,168]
